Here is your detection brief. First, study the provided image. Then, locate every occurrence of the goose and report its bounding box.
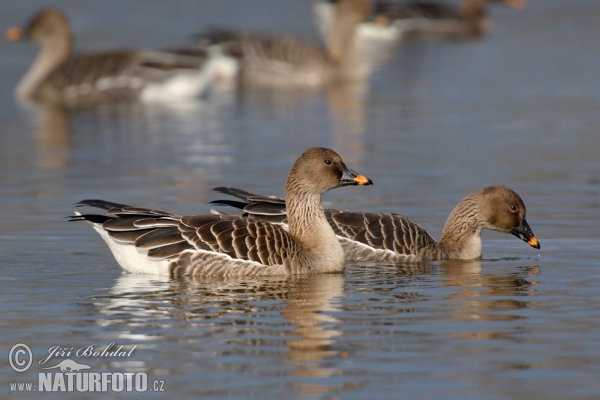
[6,8,237,107]
[196,0,373,88]
[69,148,373,277]
[210,185,539,262]
[314,0,526,43]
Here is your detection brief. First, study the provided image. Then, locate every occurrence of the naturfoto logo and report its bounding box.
[8,342,165,393]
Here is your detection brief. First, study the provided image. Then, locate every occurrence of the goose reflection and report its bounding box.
[30,105,72,171]
[23,96,235,214]
[440,259,539,340]
[94,273,345,381]
[327,79,369,161]
[441,259,539,299]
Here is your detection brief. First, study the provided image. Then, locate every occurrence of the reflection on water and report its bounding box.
[32,106,72,171]
[327,80,369,162]
[91,262,538,393]
[25,75,372,180]
[94,273,346,392]
[93,264,546,394]
[329,262,536,342]
[440,261,540,339]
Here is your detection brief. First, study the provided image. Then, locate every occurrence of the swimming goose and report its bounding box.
[6,9,235,107]
[196,0,372,88]
[374,0,526,39]
[314,0,526,42]
[69,148,373,277]
[211,185,539,262]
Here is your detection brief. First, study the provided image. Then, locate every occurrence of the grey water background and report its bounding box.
[1,0,599,398]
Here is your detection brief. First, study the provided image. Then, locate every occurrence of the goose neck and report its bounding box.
[460,0,489,32]
[326,0,370,77]
[16,34,71,101]
[438,195,484,259]
[284,178,344,267]
[285,181,326,241]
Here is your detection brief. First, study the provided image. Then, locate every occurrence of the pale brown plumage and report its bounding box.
[211,185,539,262]
[314,0,526,43]
[372,0,527,38]
[7,9,224,107]
[70,148,373,277]
[196,0,373,87]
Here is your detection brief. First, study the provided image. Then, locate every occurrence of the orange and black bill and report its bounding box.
[340,164,373,187]
[507,0,527,11]
[5,27,23,41]
[512,219,540,249]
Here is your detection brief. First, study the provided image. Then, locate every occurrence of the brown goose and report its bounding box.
[69,148,373,277]
[196,0,373,88]
[314,0,526,42]
[373,0,527,39]
[211,185,539,262]
[6,9,236,107]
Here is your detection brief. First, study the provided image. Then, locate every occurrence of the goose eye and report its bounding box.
[324,159,332,166]
[509,203,518,213]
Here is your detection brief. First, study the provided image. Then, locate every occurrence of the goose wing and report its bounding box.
[43,49,209,105]
[374,2,461,21]
[71,199,300,277]
[198,29,328,68]
[211,187,440,258]
[324,209,438,256]
[196,29,330,86]
[211,187,288,224]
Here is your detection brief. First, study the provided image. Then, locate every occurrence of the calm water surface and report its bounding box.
[1,1,599,399]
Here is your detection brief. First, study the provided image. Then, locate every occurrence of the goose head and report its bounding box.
[286,147,372,196]
[478,186,539,249]
[6,8,72,51]
[493,0,527,10]
[464,0,526,10]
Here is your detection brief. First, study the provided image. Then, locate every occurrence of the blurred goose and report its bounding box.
[69,148,373,277]
[314,0,526,42]
[211,185,539,262]
[197,0,373,87]
[6,8,236,107]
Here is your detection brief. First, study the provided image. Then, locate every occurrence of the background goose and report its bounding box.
[196,0,373,88]
[314,0,526,42]
[6,8,236,107]
[211,185,539,262]
[69,147,373,278]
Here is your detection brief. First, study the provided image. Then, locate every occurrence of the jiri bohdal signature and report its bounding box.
[39,343,137,365]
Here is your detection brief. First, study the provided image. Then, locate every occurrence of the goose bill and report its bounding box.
[511,219,540,249]
[340,165,373,186]
[5,27,23,41]
[507,0,527,10]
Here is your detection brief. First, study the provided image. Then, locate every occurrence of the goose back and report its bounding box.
[196,0,372,87]
[211,185,539,262]
[389,0,525,37]
[347,0,527,40]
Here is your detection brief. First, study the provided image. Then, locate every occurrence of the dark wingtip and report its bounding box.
[212,187,257,200]
[74,199,130,210]
[209,199,249,210]
[67,214,113,224]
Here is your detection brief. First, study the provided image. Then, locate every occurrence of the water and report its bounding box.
[1,0,599,398]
